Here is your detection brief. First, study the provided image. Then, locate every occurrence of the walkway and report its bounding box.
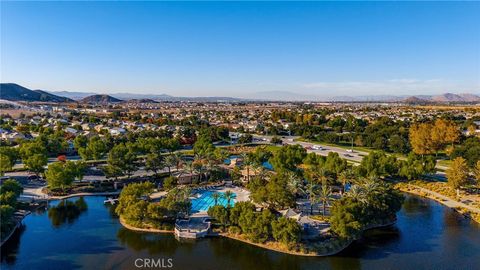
[405,184,480,214]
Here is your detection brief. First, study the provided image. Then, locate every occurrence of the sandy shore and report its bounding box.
[119,217,174,233]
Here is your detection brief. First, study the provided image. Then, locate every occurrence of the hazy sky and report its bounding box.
[1,1,479,97]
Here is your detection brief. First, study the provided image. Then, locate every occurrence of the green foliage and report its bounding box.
[193,135,215,159]
[78,136,107,160]
[207,205,230,227]
[238,134,253,144]
[331,179,404,239]
[229,201,255,226]
[398,153,436,180]
[249,209,275,243]
[0,204,15,239]
[270,136,282,145]
[446,157,469,189]
[451,137,480,167]
[272,216,302,246]
[105,143,138,179]
[163,176,177,190]
[329,198,363,239]
[45,161,86,192]
[0,155,12,175]
[116,182,155,217]
[323,152,348,176]
[0,179,23,199]
[116,183,191,227]
[269,144,306,172]
[145,153,164,175]
[0,179,23,239]
[25,154,48,177]
[248,172,295,209]
[0,146,19,173]
[210,200,301,245]
[19,141,48,176]
[356,151,399,178]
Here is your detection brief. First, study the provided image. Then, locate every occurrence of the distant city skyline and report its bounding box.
[1,1,479,97]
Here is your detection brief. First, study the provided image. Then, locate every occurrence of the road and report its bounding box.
[253,135,366,163]
[252,134,447,181]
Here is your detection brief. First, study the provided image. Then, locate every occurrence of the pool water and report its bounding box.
[190,190,236,213]
[224,155,273,170]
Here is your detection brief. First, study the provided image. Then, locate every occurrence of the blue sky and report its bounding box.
[1,1,479,97]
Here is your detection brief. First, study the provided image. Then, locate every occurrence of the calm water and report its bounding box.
[1,195,479,270]
[191,191,236,213]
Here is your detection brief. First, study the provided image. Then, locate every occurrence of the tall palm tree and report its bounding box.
[345,184,367,203]
[305,180,318,215]
[214,148,229,164]
[181,187,192,200]
[338,169,353,195]
[164,154,176,175]
[205,155,217,181]
[223,190,234,207]
[172,152,184,171]
[318,184,333,216]
[241,153,254,184]
[316,167,330,185]
[212,192,221,206]
[286,171,304,196]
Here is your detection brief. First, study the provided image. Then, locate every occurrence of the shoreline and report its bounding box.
[119,217,174,233]
[46,191,121,201]
[0,211,31,247]
[397,184,480,224]
[118,214,395,257]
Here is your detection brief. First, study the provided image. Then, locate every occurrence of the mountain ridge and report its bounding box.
[1,83,479,103]
[0,83,73,102]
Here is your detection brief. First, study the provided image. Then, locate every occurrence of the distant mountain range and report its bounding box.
[1,83,479,103]
[81,94,123,104]
[0,83,73,102]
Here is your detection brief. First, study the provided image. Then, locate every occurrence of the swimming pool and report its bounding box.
[224,155,273,170]
[190,190,236,213]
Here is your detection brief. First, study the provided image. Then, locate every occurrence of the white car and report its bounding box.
[312,145,323,150]
[346,149,354,153]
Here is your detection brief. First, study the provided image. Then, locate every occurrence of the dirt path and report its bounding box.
[403,184,480,214]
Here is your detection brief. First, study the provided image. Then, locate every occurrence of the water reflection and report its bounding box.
[47,197,88,228]
[0,224,26,265]
[1,194,479,270]
[117,228,180,255]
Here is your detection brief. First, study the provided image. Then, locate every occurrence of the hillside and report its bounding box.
[81,94,123,104]
[0,83,73,102]
[403,93,480,103]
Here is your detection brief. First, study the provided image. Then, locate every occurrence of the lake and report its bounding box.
[1,195,479,269]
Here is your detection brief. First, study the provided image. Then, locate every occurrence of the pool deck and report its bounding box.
[190,186,250,217]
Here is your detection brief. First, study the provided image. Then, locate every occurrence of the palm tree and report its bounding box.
[305,180,318,215]
[214,148,229,164]
[316,167,330,185]
[223,190,234,207]
[212,192,221,206]
[181,187,192,200]
[345,184,368,203]
[183,160,194,175]
[164,154,176,175]
[241,153,254,184]
[286,171,304,196]
[193,158,206,182]
[318,184,333,216]
[338,169,353,195]
[172,152,184,171]
[205,155,217,181]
